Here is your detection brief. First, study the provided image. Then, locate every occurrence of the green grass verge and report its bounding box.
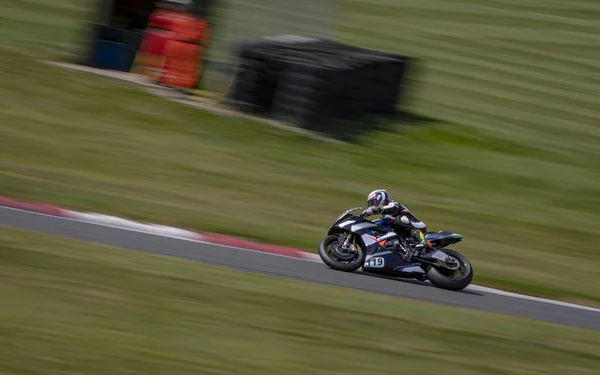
[1,226,599,375]
[1,0,599,305]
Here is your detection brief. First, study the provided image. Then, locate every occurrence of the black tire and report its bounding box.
[318,234,366,272]
[425,249,474,291]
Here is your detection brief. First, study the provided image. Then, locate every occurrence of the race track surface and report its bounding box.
[2,206,599,330]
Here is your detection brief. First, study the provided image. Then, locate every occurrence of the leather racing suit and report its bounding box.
[362,200,430,251]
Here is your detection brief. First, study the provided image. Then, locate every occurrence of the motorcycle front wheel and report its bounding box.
[318,234,366,272]
[425,249,474,291]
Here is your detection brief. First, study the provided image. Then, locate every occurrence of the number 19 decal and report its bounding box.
[365,257,385,268]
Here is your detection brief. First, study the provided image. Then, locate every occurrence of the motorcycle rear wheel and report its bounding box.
[318,234,366,272]
[425,249,473,291]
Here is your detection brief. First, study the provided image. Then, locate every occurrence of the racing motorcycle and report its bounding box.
[317,207,474,291]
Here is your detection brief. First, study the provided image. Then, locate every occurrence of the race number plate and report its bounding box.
[365,257,385,268]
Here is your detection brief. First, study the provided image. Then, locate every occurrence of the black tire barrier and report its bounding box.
[222,36,411,129]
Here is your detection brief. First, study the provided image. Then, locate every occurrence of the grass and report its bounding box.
[1,225,599,375]
[1,0,600,305]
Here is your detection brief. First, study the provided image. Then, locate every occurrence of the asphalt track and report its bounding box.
[1,206,599,331]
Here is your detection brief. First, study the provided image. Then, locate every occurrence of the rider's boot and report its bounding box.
[412,229,432,255]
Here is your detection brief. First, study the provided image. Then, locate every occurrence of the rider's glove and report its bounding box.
[362,206,381,217]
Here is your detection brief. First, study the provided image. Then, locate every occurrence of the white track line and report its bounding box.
[3,206,600,313]
[467,285,600,313]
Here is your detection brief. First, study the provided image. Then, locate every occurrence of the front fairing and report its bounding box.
[328,207,363,232]
[328,216,362,233]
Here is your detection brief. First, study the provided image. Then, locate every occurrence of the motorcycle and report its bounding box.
[317,207,474,291]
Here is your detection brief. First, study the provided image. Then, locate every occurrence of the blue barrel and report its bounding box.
[92,40,128,71]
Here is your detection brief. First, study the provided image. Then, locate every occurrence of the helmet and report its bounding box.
[366,189,390,208]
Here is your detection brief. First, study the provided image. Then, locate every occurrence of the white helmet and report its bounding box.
[366,189,390,208]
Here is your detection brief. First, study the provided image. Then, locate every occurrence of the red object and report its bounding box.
[139,29,169,56]
[148,9,177,30]
[135,6,210,88]
[159,14,208,89]
[159,42,202,88]
[135,9,182,78]
[0,196,65,217]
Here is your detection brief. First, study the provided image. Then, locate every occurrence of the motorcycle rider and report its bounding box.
[361,189,432,254]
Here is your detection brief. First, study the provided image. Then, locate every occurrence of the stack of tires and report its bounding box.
[222,36,411,130]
